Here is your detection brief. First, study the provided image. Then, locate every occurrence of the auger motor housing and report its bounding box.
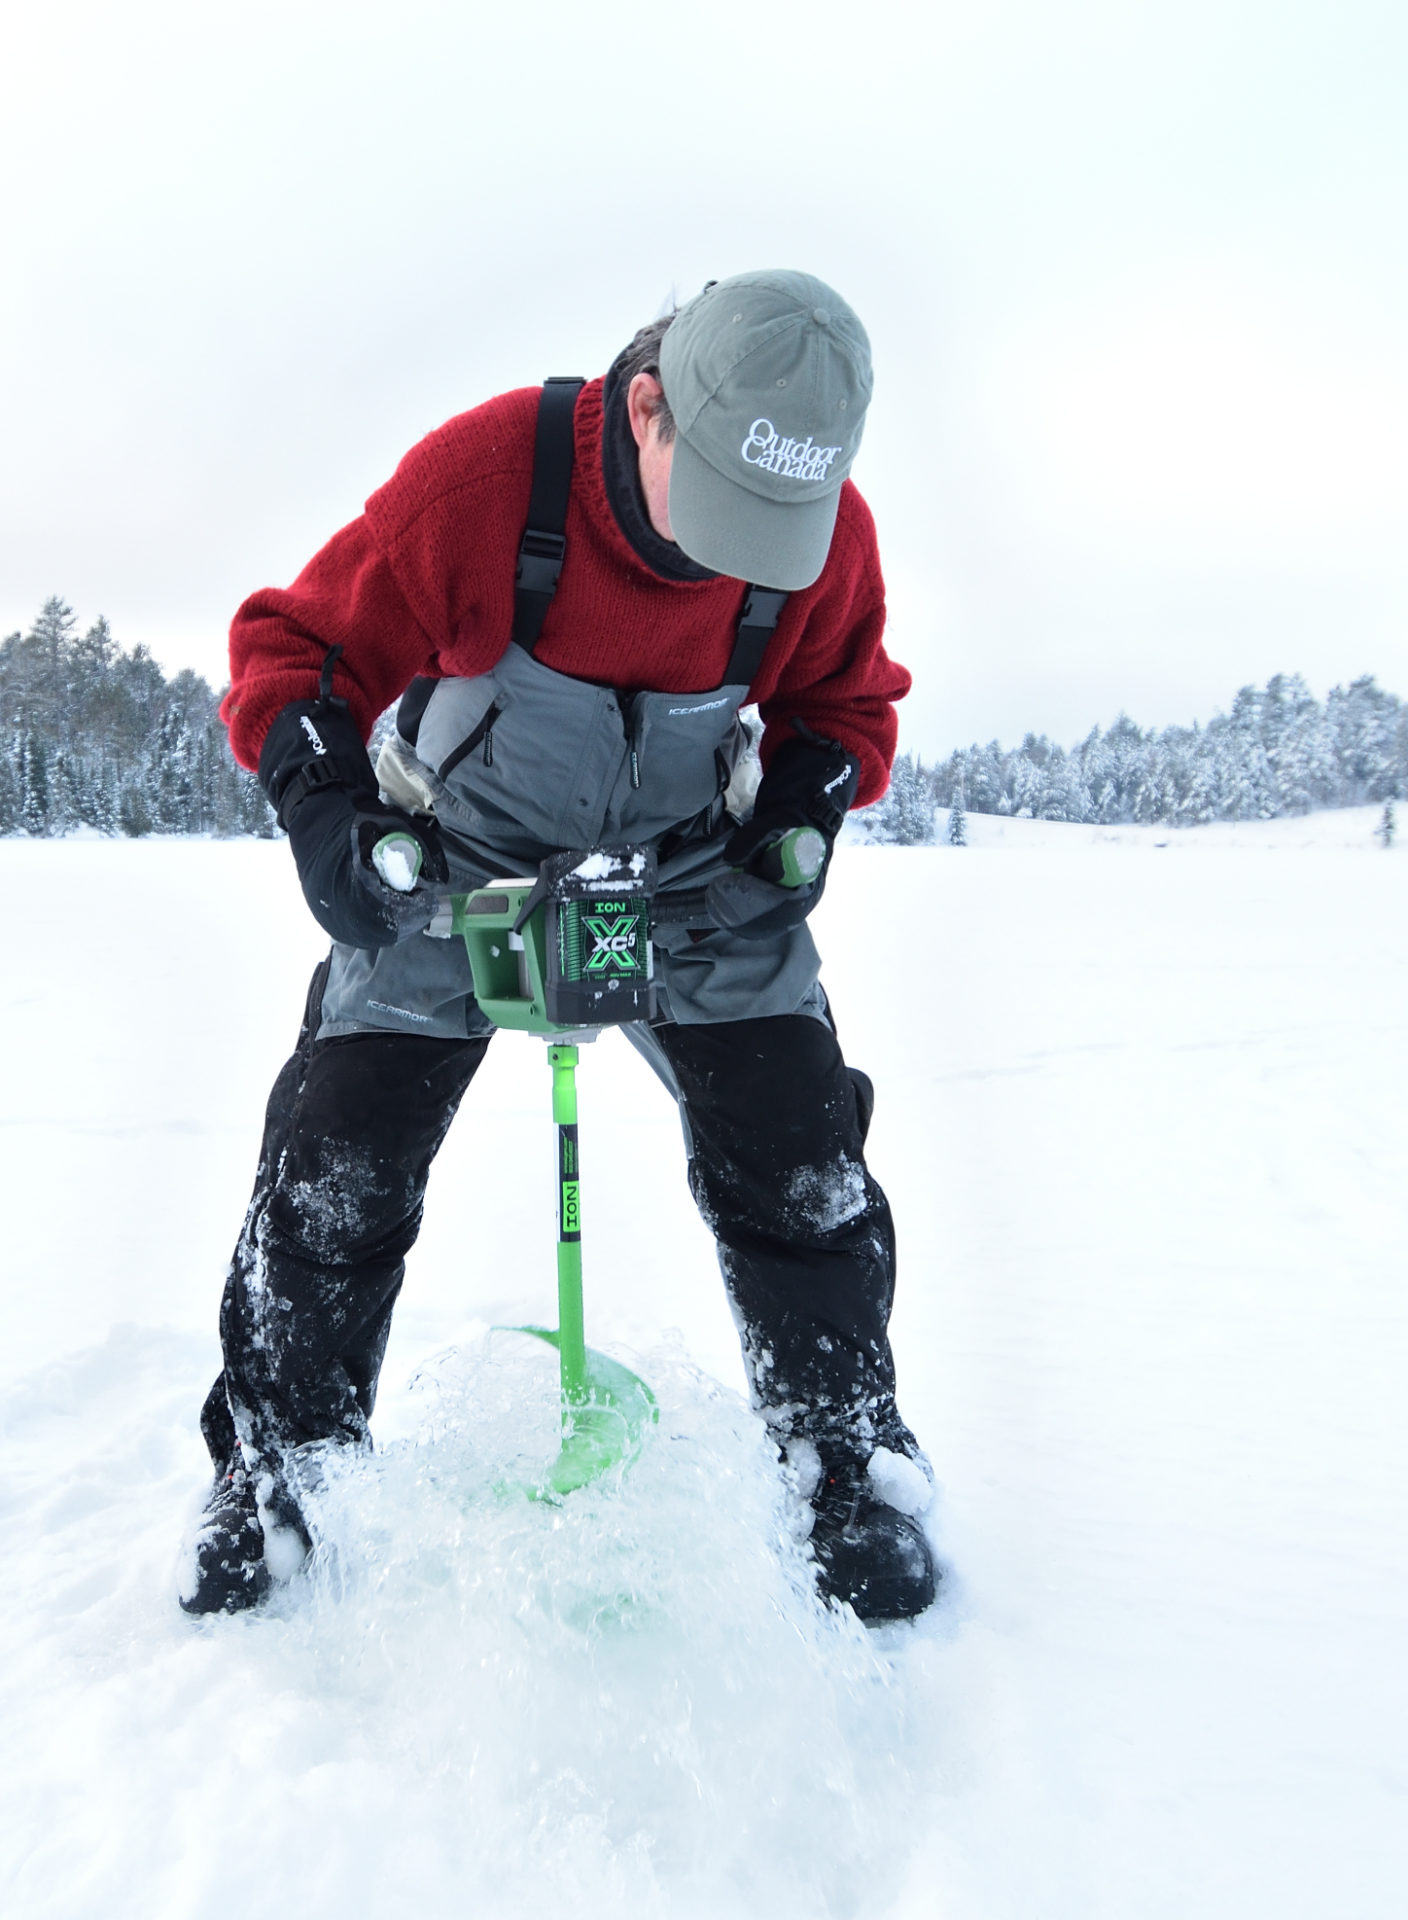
[455,845,657,1034]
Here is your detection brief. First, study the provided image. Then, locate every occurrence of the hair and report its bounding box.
[615,313,677,443]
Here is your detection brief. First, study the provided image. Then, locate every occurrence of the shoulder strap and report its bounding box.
[512,376,586,654]
[722,585,789,689]
[512,375,790,685]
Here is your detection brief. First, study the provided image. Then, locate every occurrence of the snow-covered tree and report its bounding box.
[947,787,967,846]
[1327,676,1402,803]
[910,673,1408,835]
[863,752,937,845]
[1,600,273,839]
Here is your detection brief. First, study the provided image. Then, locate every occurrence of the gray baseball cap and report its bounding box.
[658,270,873,590]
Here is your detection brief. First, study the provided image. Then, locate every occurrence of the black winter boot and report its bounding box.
[178,1455,272,1616]
[807,1444,939,1624]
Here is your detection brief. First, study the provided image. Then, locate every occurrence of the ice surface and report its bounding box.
[1,819,1406,1918]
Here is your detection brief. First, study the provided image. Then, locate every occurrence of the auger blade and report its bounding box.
[503,1327,658,1499]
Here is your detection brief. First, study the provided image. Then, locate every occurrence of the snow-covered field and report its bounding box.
[2,811,1405,1919]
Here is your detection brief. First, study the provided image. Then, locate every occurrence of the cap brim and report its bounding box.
[667,431,839,591]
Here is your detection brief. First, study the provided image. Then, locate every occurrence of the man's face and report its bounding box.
[626,373,676,544]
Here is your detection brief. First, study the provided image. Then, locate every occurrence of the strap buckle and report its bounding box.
[516,527,567,598]
[275,752,347,829]
[739,586,788,632]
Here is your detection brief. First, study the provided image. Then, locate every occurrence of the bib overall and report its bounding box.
[315,632,828,1039]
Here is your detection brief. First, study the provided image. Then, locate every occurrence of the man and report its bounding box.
[182,269,938,1624]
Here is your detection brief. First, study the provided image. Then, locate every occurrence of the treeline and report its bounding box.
[5,604,1405,850]
[863,673,1407,843]
[1,598,272,838]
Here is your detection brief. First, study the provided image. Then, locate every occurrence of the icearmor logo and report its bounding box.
[741,420,843,482]
[367,999,432,1024]
[667,697,730,716]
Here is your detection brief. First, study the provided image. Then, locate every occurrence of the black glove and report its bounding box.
[707,731,860,941]
[259,692,449,950]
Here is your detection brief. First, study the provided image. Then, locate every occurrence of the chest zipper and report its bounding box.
[617,691,642,789]
[437,698,503,781]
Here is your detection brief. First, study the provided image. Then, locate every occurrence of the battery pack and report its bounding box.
[543,848,655,1027]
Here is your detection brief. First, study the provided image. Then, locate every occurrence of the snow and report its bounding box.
[867,1446,934,1520]
[785,1151,870,1231]
[571,849,649,883]
[371,836,419,892]
[2,816,1406,1918]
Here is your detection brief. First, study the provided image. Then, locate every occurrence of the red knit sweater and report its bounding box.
[222,379,910,804]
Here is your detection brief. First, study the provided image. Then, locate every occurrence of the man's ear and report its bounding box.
[626,372,665,450]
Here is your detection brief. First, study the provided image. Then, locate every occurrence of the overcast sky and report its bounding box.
[3,0,1404,753]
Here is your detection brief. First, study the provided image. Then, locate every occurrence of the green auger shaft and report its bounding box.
[548,1044,588,1406]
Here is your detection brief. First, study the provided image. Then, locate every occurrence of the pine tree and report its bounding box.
[1006,753,1042,819]
[119,783,154,837]
[28,597,77,704]
[1262,672,1332,813]
[947,784,967,845]
[1327,676,1403,803]
[0,744,19,835]
[1177,746,1218,826]
[865,752,937,844]
[19,729,50,835]
[1221,687,1276,820]
[90,761,119,836]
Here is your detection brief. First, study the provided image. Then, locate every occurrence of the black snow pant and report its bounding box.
[201,962,909,1478]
